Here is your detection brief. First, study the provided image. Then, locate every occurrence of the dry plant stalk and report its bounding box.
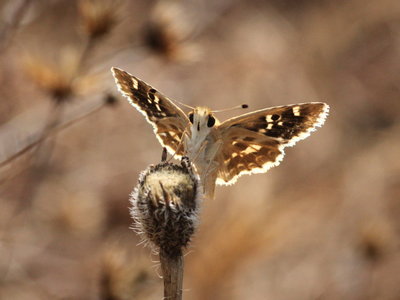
[0,94,115,170]
[0,0,121,174]
[0,0,32,52]
[130,157,202,300]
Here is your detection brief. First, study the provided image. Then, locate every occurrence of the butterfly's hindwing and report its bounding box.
[112,68,188,156]
[216,103,329,185]
[217,135,283,185]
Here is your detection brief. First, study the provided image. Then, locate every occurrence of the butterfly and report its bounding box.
[111,67,329,199]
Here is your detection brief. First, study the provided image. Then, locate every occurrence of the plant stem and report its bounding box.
[159,249,184,300]
[0,98,105,170]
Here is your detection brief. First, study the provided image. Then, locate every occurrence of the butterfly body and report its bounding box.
[179,106,222,198]
[111,67,329,199]
[185,106,217,158]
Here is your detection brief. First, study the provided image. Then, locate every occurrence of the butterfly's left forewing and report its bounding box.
[111,68,189,156]
[216,102,329,185]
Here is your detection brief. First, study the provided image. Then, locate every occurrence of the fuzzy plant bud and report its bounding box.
[130,157,201,257]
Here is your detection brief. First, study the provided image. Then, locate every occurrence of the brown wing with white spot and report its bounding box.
[215,102,329,185]
[111,67,189,156]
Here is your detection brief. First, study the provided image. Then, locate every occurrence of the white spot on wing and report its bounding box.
[132,78,139,89]
[250,144,261,151]
[293,106,301,116]
[239,144,262,154]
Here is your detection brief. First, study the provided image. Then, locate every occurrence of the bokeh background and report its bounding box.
[0,0,399,299]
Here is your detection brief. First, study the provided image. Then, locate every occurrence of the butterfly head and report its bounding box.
[187,107,219,132]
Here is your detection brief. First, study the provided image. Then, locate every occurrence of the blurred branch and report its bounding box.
[9,0,121,203]
[0,0,32,53]
[0,96,110,171]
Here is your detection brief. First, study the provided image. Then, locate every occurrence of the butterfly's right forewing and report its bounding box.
[111,68,189,156]
[215,103,329,185]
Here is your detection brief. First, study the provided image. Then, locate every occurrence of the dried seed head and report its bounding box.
[104,93,118,106]
[78,0,119,40]
[23,49,80,103]
[130,157,202,257]
[142,1,199,62]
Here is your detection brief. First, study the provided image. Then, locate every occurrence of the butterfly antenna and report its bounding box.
[170,98,194,110]
[212,104,248,113]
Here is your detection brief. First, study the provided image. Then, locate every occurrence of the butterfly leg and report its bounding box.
[166,127,191,162]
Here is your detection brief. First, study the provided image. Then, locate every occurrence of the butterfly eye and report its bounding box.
[207,115,216,128]
[188,113,194,124]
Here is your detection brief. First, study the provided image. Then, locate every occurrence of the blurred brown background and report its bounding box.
[0,0,399,299]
